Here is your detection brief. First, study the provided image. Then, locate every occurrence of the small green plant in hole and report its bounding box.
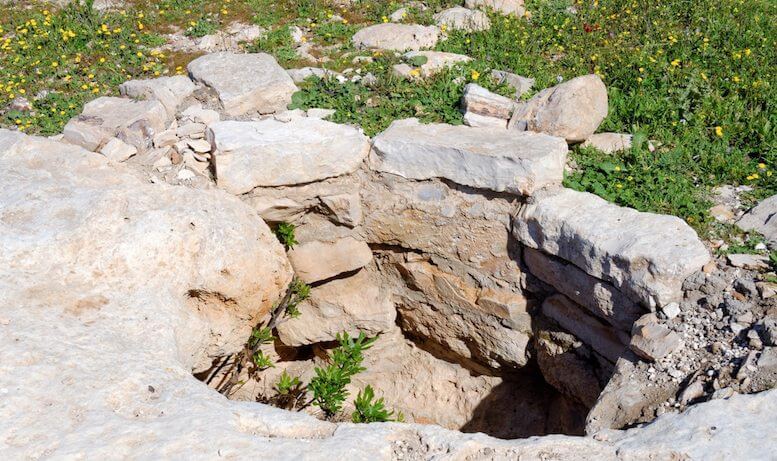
[274,222,298,249]
[248,326,274,349]
[309,332,376,418]
[352,385,402,423]
[275,370,303,395]
[285,279,310,318]
[252,350,274,370]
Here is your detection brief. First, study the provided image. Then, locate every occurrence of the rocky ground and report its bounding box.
[2,0,777,459]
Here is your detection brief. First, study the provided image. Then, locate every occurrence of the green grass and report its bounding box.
[1,0,775,237]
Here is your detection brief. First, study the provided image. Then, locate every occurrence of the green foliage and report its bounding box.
[352,385,400,423]
[248,326,274,349]
[248,25,298,67]
[406,55,429,67]
[285,279,310,318]
[273,222,298,249]
[309,332,376,417]
[185,17,219,37]
[252,350,274,370]
[275,370,303,395]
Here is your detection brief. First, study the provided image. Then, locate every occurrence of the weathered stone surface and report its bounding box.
[1,128,776,461]
[287,237,373,284]
[208,119,370,194]
[119,75,197,117]
[360,175,523,288]
[403,50,472,77]
[524,248,644,331]
[396,259,532,370]
[434,7,491,32]
[187,52,298,116]
[276,270,395,346]
[370,119,567,195]
[727,253,771,270]
[463,111,508,129]
[286,67,336,83]
[462,83,515,119]
[629,314,683,361]
[0,129,292,373]
[99,137,137,163]
[514,188,711,308]
[542,295,627,363]
[465,0,525,16]
[738,194,777,246]
[320,193,362,227]
[352,23,440,51]
[509,74,608,142]
[491,69,534,97]
[586,351,681,433]
[62,96,168,151]
[581,132,632,153]
[537,329,612,407]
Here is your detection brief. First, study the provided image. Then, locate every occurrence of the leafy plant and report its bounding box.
[352,385,401,423]
[309,332,376,418]
[285,279,310,318]
[275,370,303,395]
[248,326,274,349]
[252,350,274,370]
[273,222,298,249]
[185,17,218,38]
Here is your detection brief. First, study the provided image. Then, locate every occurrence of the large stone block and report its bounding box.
[208,119,370,194]
[187,52,298,116]
[514,188,710,308]
[370,119,567,195]
[352,23,439,51]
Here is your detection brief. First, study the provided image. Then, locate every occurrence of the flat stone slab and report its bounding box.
[514,188,711,308]
[208,119,370,195]
[352,23,440,51]
[738,194,777,246]
[188,52,298,116]
[370,119,567,195]
[434,6,491,32]
[287,237,373,284]
[62,96,168,151]
[403,51,472,77]
[465,0,526,16]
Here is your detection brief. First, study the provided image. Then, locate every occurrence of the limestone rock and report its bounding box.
[462,83,515,120]
[187,52,298,116]
[208,119,370,194]
[524,248,644,331]
[352,23,440,51]
[63,96,168,152]
[403,50,472,77]
[370,119,567,195]
[434,7,491,32]
[99,137,137,163]
[542,295,627,363]
[536,329,612,407]
[463,111,508,129]
[396,259,532,370]
[286,67,335,83]
[276,270,395,346]
[514,188,711,308]
[509,74,608,142]
[629,314,683,361]
[491,69,534,97]
[287,237,373,284]
[581,132,633,153]
[119,75,197,117]
[465,0,525,16]
[727,253,771,270]
[0,129,291,374]
[320,193,363,227]
[738,194,777,247]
